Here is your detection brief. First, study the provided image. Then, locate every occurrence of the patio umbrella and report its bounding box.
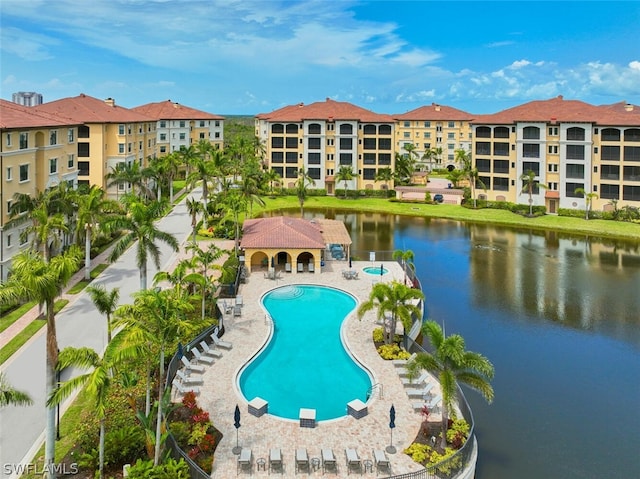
[386,404,397,454]
[380,264,384,276]
[271,256,275,268]
[349,256,352,269]
[233,404,242,454]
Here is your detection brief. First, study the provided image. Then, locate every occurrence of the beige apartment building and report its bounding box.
[256,99,396,194]
[471,96,640,213]
[132,100,225,154]
[0,99,80,280]
[34,94,157,199]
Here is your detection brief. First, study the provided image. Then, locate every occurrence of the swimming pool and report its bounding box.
[363,266,389,275]
[237,285,372,421]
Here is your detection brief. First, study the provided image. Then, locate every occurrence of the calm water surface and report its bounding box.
[270,209,640,479]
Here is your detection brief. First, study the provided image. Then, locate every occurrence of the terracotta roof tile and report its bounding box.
[240,217,326,249]
[131,100,224,120]
[34,94,154,123]
[394,103,474,121]
[0,99,79,129]
[256,98,394,123]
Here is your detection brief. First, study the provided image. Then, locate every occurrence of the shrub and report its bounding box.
[377,343,411,360]
[125,458,190,479]
[372,327,385,344]
[404,442,432,464]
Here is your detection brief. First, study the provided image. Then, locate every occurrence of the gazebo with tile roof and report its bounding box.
[240,216,351,274]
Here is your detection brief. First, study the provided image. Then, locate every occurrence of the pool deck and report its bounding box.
[188,258,439,478]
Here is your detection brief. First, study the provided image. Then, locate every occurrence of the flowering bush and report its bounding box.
[377,343,411,360]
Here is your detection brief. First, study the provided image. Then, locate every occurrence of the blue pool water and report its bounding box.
[238,285,372,421]
[363,266,388,275]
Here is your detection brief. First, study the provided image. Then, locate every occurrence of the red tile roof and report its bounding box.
[240,216,326,249]
[131,100,224,120]
[34,94,154,123]
[394,103,474,121]
[256,98,394,123]
[0,99,79,129]
[472,96,640,126]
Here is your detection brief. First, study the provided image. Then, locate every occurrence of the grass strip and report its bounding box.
[0,300,38,334]
[66,264,109,294]
[0,300,69,365]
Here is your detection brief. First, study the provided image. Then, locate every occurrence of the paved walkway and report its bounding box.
[188,260,437,478]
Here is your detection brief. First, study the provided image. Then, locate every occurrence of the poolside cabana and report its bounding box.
[239,216,351,275]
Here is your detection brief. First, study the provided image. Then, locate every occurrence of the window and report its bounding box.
[476,142,491,155]
[522,143,540,158]
[271,137,284,148]
[6,133,11,147]
[448,121,455,128]
[339,153,352,165]
[378,153,391,165]
[327,138,334,146]
[285,166,298,178]
[78,125,90,138]
[601,145,620,161]
[379,125,391,135]
[67,128,74,142]
[378,138,391,150]
[308,152,321,164]
[601,128,620,141]
[285,152,297,163]
[494,143,509,156]
[118,124,125,135]
[327,154,334,161]
[309,123,322,134]
[363,168,376,180]
[6,167,12,181]
[271,152,283,163]
[493,177,509,191]
[199,121,205,127]
[271,124,284,134]
[339,124,353,135]
[403,121,410,127]
[6,234,11,248]
[118,143,125,154]
[214,121,220,127]
[403,132,410,138]
[623,166,640,181]
[199,132,205,139]
[6,200,11,215]
[548,163,558,172]
[285,137,298,148]
[66,154,74,169]
[19,164,29,182]
[566,127,585,141]
[624,146,640,161]
[19,229,28,246]
[284,124,298,134]
[476,159,491,172]
[49,158,57,174]
[623,185,640,201]
[49,130,57,145]
[476,127,491,138]
[447,143,455,150]
[340,138,353,149]
[548,182,558,190]
[566,163,585,178]
[272,166,283,177]
[447,132,455,140]
[600,184,619,199]
[523,126,540,139]
[159,121,166,128]
[523,161,540,176]
[160,146,166,153]
[548,127,559,136]
[78,161,90,176]
[566,144,585,160]
[179,121,186,128]
[624,128,640,142]
[566,182,584,197]
[423,121,431,128]
[363,153,376,165]
[363,138,376,150]
[493,160,509,173]
[19,132,28,149]
[308,167,321,179]
[78,143,90,157]
[478,176,491,189]
[548,145,558,154]
[160,133,167,141]
[600,165,619,180]
[363,124,376,135]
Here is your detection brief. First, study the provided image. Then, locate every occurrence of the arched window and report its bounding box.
[476,126,491,138]
[379,125,392,135]
[271,124,284,134]
[363,124,376,135]
[523,126,540,139]
[285,124,298,134]
[566,127,585,141]
[308,123,321,134]
[339,124,353,135]
[624,128,640,142]
[494,127,510,138]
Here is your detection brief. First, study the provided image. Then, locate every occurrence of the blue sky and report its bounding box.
[1,0,639,115]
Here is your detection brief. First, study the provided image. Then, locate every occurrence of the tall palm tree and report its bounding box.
[47,334,140,479]
[0,247,82,477]
[520,170,546,216]
[264,169,282,196]
[0,372,33,407]
[374,167,393,193]
[106,199,179,291]
[336,166,357,199]
[185,150,216,206]
[392,249,415,285]
[75,186,119,280]
[223,190,247,255]
[420,148,435,172]
[177,145,198,190]
[86,285,120,344]
[185,243,225,319]
[106,162,151,200]
[393,153,415,186]
[357,281,424,344]
[411,320,494,449]
[295,168,316,216]
[185,197,204,251]
[115,288,197,465]
[456,149,486,208]
[575,188,599,220]
[240,175,265,217]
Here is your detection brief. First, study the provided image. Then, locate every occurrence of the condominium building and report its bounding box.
[256,98,396,194]
[12,91,43,107]
[131,100,225,154]
[0,99,80,280]
[471,96,640,213]
[394,103,474,171]
[34,94,157,198]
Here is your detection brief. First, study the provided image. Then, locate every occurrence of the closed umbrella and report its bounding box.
[380,264,384,276]
[386,404,397,454]
[233,404,241,454]
[349,257,352,269]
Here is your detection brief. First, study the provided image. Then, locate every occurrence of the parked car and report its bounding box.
[433,194,444,203]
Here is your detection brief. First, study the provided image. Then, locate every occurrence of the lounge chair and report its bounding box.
[373,449,391,474]
[191,346,214,365]
[308,262,315,273]
[180,356,205,374]
[199,341,222,358]
[210,331,233,350]
[235,295,243,307]
[285,262,292,273]
[269,448,283,474]
[233,304,242,317]
[406,382,434,399]
[174,382,200,396]
[321,448,337,474]
[392,352,417,367]
[295,448,309,474]
[401,371,429,387]
[427,394,442,413]
[345,448,362,475]
[237,448,252,475]
[297,262,304,273]
[175,370,203,385]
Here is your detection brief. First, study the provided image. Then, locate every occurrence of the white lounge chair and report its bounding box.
[285,262,292,273]
[345,448,361,475]
[427,394,442,413]
[237,448,252,474]
[199,341,222,358]
[373,449,390,474]
[322,448,337,474]
[392,352,417,367]
[406,382,435,399]
[269,448,283,474]
[295,448,309,474]
[175,370,203,385]
[210,331,232,350]
[233,304,242,317]
[308,262,315,273]
[401,371,429,387]
[297,262,304,273]
[235,295,243,307]
[180,356,205,374]
[191,346,215,365]
[174,382,200,396]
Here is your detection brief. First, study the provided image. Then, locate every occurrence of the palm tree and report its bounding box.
[0,246,82,476]
[420,148,435,172]
[357,281,424,345]
[47,334,139,479]
[75,186,119,280]
[411,320,494,449]
[115,288,198,465]
[295,168,316,216]
[177,145,198,190]
[185,243,225,319]
[106,198,179,291]
[240,175,265,217]
[264,169,282,196]
[86,285,120,344]
[185,150,216,206]
[432,147,443,167]
[185,197,204,251]
[160,152,182,204]
[374,167,393,193]
[0,372,33,407]
[520,170,546,216]
[336,166,357,198]
[106,162,151,199]
[393,153,415,186]
[392,249,415,285]
[223,190,247,255]
[575,188,599,220]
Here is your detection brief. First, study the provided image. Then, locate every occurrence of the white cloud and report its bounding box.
[0,27,57,61]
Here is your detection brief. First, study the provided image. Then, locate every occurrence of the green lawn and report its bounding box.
[252,195,640,241]
[0,300,38,334]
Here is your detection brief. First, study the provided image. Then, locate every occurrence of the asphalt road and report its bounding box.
[0,189,199,478]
